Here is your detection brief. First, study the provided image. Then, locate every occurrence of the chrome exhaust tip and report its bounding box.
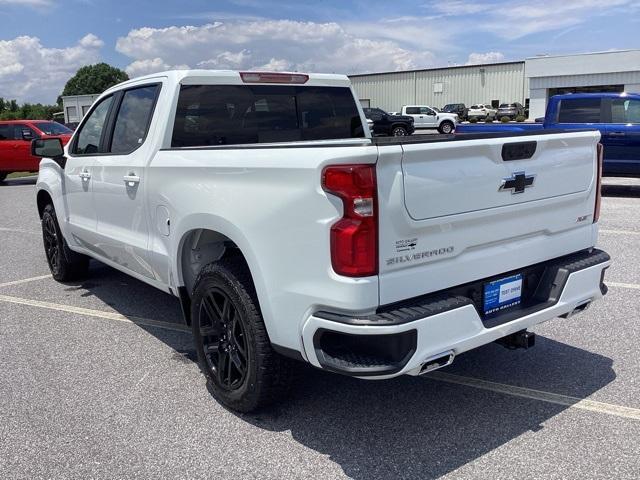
[419,350,455,375]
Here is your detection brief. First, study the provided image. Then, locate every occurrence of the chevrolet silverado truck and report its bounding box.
[33,70,610,412]
[457,93,640,177]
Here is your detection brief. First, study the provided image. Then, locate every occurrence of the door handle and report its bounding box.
[79,171,91,181]
[123,174,140,186]
[608,132,626,137]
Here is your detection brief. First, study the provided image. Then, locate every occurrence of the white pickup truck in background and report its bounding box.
[400,105,458,133]
[33,70,610,412]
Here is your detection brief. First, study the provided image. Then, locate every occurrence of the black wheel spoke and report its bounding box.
[197,286,248,391]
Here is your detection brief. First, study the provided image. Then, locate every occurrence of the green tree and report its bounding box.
[60,63,128,103]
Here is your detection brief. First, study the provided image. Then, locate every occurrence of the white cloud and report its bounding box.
[466,51,505,65]
[427,0,633,39]
[0,0,53,7]
[0,34,103,103]
[116,20,437,78]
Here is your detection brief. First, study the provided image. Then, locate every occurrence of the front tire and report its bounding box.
[438,121,455,134]
[191,258,292,412]
[41,204,89,281]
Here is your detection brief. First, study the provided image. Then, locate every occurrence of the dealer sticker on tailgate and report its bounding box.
[483,274,523,316]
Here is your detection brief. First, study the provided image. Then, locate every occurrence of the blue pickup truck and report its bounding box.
[456,93,640,177]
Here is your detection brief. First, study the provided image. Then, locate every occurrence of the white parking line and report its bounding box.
[0,294,190,333]
[608,281,640,290]
[600,229,640,236]
[428,371,640,421]
[0,274,51,289]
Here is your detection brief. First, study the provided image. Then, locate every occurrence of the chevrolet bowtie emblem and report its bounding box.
[499,171,535,194]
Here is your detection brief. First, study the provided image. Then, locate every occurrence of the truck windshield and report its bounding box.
[172,85,364,147]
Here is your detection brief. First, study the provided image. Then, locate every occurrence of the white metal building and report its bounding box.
[350,49,640,119]
[526,50,640,119]
[350,62,528,113]
[61,94,100,124]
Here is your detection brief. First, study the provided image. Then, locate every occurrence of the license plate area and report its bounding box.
[483,273,523,317]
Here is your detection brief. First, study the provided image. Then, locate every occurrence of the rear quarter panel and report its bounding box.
[147,143,380,351]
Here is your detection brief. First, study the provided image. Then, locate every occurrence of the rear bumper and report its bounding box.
[301,249,610,378]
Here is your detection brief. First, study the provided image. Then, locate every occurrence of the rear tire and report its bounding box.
[191,257,293,412]
[0,173,6,183]
[41,204,90,281]
[438,121,454,134]
[392,126,408,136]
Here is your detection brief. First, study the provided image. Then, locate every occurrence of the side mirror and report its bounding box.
[21,130,33,141]
[31,138,66,168]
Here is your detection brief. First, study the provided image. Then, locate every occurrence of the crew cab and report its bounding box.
[33,70,610,412]
[363,107,415,136]
[457,93,640,177]
[0,120,72,183]
[400,105,457,133]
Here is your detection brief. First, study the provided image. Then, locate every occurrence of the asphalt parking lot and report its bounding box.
[1,175,639,480]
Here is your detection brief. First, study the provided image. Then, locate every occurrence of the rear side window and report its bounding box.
[610,98,640,124]
[110,85,159,154]
[405,107,420,115]
[74,96,113,154]
[558,98,601,123]
[171,85,364,147]
[0,124,14,140]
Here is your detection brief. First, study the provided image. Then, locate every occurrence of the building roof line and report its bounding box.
[348,61,525,78]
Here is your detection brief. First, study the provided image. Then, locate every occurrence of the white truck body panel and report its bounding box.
[36,69,610,379]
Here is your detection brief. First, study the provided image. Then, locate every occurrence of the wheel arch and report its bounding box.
[174,216,266,327]
[36,189,53,218]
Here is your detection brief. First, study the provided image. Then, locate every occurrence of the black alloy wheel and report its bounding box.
[198,287,248,390]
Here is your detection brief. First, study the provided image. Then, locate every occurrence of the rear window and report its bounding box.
[33,122,72,136]
[558,98,601,123]
[171,85,364,147]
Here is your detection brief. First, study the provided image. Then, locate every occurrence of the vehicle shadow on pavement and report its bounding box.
[1,176,37,187]
[240,340,614,480]
[602,183,640,198]
[64,263,615,480]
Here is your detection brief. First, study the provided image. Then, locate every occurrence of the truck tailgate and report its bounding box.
[402,133,593,220]
[376,130,601,305]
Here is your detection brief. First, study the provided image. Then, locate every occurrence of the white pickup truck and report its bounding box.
[34,70,610,412]
[400,105,458,133]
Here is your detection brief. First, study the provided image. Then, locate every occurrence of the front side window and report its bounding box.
[110,85,159,154]
[171,85,364,147]
[610,98,640,124]
[558,98,601,123]
[74,96,113,154]
[420,107,434,115]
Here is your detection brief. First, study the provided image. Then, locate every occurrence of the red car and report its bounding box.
[0,120,73,183]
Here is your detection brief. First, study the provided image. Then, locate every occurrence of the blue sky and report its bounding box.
[1,0,639,103]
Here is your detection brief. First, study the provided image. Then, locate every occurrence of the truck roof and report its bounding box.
[103,69,352,96]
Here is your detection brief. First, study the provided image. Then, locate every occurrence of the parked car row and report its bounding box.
[363,105,458,136]
[0,120,72,182]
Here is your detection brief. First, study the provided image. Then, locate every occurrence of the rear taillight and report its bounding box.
[322,164,378,277]
[594,143,604,223]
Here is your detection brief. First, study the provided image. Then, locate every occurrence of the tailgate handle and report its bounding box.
[502,141,537,161]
